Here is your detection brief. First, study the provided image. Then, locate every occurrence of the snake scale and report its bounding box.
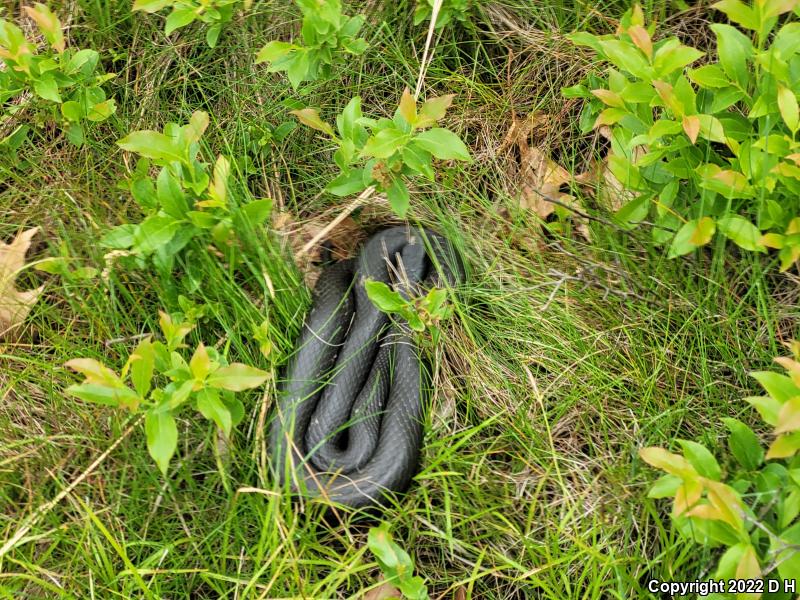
[269,226,461,508]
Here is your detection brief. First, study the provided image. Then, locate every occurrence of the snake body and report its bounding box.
[269,226,460,508]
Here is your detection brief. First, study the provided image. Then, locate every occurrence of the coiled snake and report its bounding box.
[269,226,461,508]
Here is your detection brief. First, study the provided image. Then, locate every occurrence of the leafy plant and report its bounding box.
[290,89,471,217]
[66,311,268,474]
[414,0,471,29]
[565,1,800,269]
[365,279,451,345]
[132,0,248,48]
[255,0,367,89]
[235,120,297,176]
[367,524,429,600]
[103,111,272,275]
[640,342,800,587]
[0,4,116,146]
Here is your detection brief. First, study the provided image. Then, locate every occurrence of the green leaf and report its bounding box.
[597,39,651,77]
[668,217,714,258]
[337,96,363,141]
[648,474,682,498]
[365,280,406,313]
[242,199,273,225]
[361,128,407,159]
[688,64,730,88]
[417,94,454,128]
[653,44,705,77]
[402,143,434,179]
[100,224,137,249]
[165,8,196,35]
[368,524,413,572]
[286,50,311,89]
[130,338,155,398]
[774,522,800,580]
[386,178,410,217]
[66,383,138,407]
[33,75,61,103]
[714,543,749,578]
[133,214,181,255]
[207,363,269,391]
[61,100,83,122]
[717,215,764,252]
[145,409,178,475]
[678,439,722,480]
[712,0,759,30]
[156,169,188,218]
[196,388,233,437]
[696,114,726,143]
[118,131,183,163]
[745,395,782,426]
[87,99,116,122]
[615,196,650,228]
[751,371,800,403]
[255,40,294,63]
[326,169,367,196]
[412,128,471,161]
[132,0,173,12]
[406,312,425,332]
[206,24,222,48]
[66,123,84,147]
[710,24,753,89]
[721,418,764,470]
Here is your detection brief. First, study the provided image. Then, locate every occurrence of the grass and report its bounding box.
[1,0,797,598]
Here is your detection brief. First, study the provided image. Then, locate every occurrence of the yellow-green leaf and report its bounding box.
[398,87,417,126]
[639,447,697,477]
[290,108,335,136]
[778,86,799,133]
[24,4,64,53]
[775,396,800,434]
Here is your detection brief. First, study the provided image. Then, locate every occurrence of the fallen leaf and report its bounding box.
[454,586,467,600]
[0,228,44,338]
[272,211,364,287]
[501,113,591,240]
[362,580,402,599]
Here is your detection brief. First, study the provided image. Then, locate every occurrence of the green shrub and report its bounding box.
[565,1,800,269]
[255,0,367,89]
[291,89,471,216]
[65,311,268,474]
[132,0,247,48]
[366,279,451,345]
[103,111,272,276]
[0,4,116,147]
[367,524,429,600]
[641,343,800,586]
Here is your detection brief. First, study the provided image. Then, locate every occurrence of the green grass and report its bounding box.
[0,0,796,598]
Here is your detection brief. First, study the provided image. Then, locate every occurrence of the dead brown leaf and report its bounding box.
[454,586,467,600]
[361,580,402,599]
[272,211,364,287]
[502,113,591,240]
[0,228,44,339]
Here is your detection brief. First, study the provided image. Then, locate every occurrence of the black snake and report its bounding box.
[269,226,461,508]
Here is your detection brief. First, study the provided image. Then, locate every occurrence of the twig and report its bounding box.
[414,0,443,98]
[297,186,375,257]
